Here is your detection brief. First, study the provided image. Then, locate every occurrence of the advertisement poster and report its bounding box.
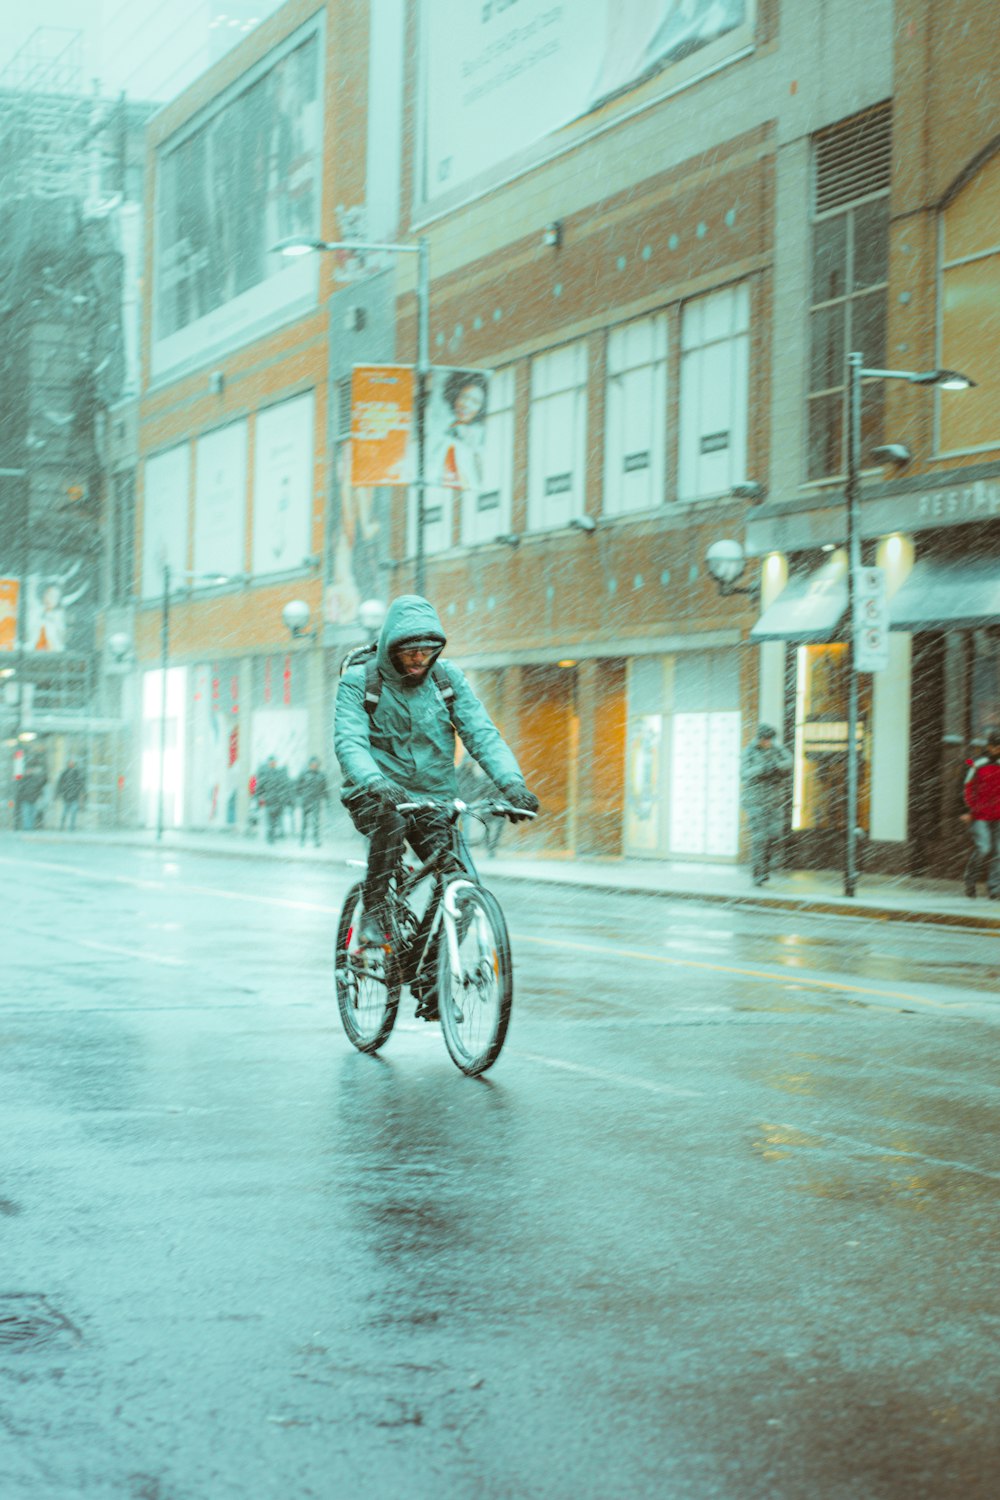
[350,365,415,486]
[420,0,752,207]
[252,392,314,577]
[142,444,190,599]
[25,567,91,653]
[194,421,248,582]
[153,25,322,377]
[0,578,18,651]
[350,366,492,488]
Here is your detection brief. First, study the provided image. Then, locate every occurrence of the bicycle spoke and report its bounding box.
[438,885,512,1076]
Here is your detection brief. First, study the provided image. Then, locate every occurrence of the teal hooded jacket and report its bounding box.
[334,595,525,800]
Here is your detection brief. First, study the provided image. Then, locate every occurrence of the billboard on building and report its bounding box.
[194,421,248,582]
[419,0,754,210]
[152,19,323,381]
[252,392,315,578]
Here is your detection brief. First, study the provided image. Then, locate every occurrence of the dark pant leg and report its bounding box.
[988,822,1000,897]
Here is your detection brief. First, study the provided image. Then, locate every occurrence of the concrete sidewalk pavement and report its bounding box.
[15,823,1000,933]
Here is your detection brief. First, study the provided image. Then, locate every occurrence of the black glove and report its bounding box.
[502,783,540,821]
[367,777,411,810]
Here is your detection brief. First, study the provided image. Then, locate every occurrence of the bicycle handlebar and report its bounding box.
[396,796,536,822]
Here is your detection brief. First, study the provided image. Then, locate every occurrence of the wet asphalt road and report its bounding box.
[1,835,998,1500]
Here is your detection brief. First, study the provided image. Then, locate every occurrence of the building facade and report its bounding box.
[130,0,999,872]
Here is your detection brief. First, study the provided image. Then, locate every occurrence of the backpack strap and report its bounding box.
[361,655,457,727]
[363,655,382,718]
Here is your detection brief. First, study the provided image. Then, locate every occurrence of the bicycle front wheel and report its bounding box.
[334,882,400,1053]
[437,883,512,1076]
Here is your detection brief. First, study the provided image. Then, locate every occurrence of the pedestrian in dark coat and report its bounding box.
[18,759,48,832]
[741,723,793,886]
[256,756,289,844]
[297,757,328,846]
[56,760,86,831]
[961,727,1000,899]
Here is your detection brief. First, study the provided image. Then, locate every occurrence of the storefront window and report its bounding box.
[791,644,871,831]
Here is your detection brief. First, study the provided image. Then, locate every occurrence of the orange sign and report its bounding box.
[349,365,415,487]
[0,577,19,652]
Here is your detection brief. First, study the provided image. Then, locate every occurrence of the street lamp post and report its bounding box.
[276,235,431,594]
[842,356,975,896]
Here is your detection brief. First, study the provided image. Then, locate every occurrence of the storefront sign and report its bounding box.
[853,566,889,672]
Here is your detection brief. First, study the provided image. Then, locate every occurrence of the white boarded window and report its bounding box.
[604,314,667,517]
[462,367,515,545]
[141,443,189,599]
[679,284,750,501]
[408,483,453,557]
[528,341,587,532]
[193,420,247,582]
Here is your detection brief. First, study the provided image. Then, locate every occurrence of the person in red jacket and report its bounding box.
[961,727,1000,898]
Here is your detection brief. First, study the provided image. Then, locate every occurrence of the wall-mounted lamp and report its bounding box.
[344,305,367,333]
[209,370,225,394]
[731,480,766,502]
[569,515,596,534]
[107,631,133,667]
[282,599,318,640]
[705,538,758,598]
[543,221,562,249]
[495,532,521,548]
[871,442,912,465]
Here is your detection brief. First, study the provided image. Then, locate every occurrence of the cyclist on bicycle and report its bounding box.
[334,594,539,957]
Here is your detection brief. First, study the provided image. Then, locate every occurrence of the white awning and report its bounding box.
[750,558,847,643]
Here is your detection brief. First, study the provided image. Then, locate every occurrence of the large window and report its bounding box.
[528,341,588,532]
[604,314,667,517]
[462,367,515,545]
[678,285,749,501]
[807,105,891,480]
[939,150,1000,455]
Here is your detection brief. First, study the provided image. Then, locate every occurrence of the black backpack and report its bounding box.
[339,641,457,725]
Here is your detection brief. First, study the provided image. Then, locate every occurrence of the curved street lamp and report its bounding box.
[841,355,975,896]
[275,233,431,594]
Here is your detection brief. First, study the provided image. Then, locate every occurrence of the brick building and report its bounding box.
[130,0,999,872]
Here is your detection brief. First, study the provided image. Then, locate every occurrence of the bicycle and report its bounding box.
[333,798,533,1076]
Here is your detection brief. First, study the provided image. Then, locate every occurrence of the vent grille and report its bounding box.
[337,378,352,439]
[814,103,892,215]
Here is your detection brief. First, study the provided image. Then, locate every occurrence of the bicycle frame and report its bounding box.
[389,800,481,992]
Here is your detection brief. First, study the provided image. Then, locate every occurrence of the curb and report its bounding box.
[12,829,1000,935]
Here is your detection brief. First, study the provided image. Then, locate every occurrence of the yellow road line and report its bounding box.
[517,934,961,1010]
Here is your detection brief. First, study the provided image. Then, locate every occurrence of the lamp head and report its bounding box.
[731,480,765,502]
[108,631,131,662]
[282,599,311,636]
[706,538,747,586]
[569,515,596,534]
[872,443,912,465]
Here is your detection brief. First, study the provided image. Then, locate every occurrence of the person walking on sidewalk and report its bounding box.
[741,723,793,886]
[334,594,538,976]
[56,759,86,831]
[297,756,328,847]
[961,727,1000,899]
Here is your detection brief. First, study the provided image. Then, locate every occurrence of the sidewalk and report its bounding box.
[23,823,1000,933]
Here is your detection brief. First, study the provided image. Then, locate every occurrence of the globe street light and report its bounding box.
[276,234,431,594]
[842,355,975,896]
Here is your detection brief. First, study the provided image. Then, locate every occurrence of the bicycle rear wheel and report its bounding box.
[437,883,512,1076]
[334,882,400,1053]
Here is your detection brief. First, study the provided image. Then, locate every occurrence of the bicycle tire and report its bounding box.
[437,883,512,1076]
[334,881,400,1053]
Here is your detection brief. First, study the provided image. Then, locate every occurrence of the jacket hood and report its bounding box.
[376,595,446,685]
